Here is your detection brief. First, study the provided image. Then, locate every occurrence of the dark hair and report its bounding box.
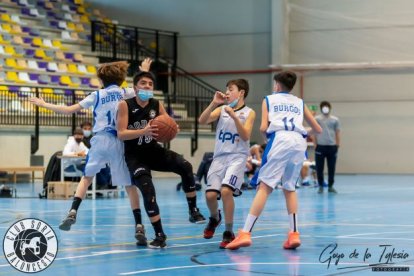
[226,79,249,98]
[80,121,92,128]
[97,61,129,87]
[320,101,331,109]
[260,143,267,151]
[273,71,297,91]
[133,71,156,86]
[73,127,84,136]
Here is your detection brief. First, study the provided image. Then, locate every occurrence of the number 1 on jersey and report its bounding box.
[282,117,295,131]
[106,111,115,126]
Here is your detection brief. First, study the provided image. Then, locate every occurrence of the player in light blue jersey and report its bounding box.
[30,60,152,245]
[198,79,255,248]
[227,71,322,250]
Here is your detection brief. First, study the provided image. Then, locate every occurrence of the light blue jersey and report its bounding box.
[79,85,135,134]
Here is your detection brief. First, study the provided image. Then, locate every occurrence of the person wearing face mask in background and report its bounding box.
[62,127,89,178]
[80,121,93,148]
[314,101,341,194]
[198,79,256,248]
[117,70,206,249]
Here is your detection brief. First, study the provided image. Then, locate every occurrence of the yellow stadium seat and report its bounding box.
[78,7,86,14]
[73,53,83,62]
[75,24,84,32]
[1,14,11,22]
[1,24,12,33]
[32,37,43,47]
[34,49,46,59]
[42,88,53,94]
[52,40,62,49]
[4,46,15,56]
[67,22,75,30]
[60,75,72,86]
[74,0,84,5]
[6,71,20,82]
[5,58,17,68]
[80,15,89,23]
[86,65,97,74]
[67,63,78,74]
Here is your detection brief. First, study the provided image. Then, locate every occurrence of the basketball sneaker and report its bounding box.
[203,210,222,239]
[219,230,235,249]
[59,209,77,231]
[189,207,206,224]
[328,187,338,194]
[135,224,147,246]
[148,233,167,249]
[225,229,252,250]
[283,231,301,249]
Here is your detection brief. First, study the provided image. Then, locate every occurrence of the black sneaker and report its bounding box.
[219,230,235,249]
[148,233,167,249]
[135,224,147,246]
[328,187,338,194]
[203,210,222,239]
[317,187,324,194]
[59,210,77,231]
[189,207,206,224]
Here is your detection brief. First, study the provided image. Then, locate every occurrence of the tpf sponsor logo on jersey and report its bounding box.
[3,218,58,273]
[218,130,239,144]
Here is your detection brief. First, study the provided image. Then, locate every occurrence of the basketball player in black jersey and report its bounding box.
[117,71,206,248]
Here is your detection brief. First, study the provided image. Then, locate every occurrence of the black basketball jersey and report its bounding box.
[124,98,160,152]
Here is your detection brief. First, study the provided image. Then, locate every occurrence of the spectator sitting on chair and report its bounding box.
[80,121,93,148]
[62,127,88,176]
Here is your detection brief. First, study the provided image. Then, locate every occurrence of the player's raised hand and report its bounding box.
[29,96,46,107]
[139,58,153,72]
[213,91,226,106]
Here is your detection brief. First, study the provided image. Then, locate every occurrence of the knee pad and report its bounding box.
[133,174,160,217]
[179,160,196,193]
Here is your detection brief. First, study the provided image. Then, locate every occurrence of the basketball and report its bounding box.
[151,115,178,143]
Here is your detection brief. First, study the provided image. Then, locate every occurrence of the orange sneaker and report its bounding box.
[225,230,252,250]
[283,231,301,249]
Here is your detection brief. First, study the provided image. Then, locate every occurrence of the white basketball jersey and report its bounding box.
[213,105,252,158]
[265,92,307,137]
[79,85,135,134]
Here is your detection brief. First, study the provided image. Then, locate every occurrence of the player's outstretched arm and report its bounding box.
[259,98,269,139]
[139,58,152,72]
[198,91,225,124]
[117,101,158,140]
[29,96,82,114]
[304,105,322,134]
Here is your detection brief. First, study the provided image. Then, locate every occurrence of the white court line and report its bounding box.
[0,234,280,267]
[339,231,414,238]
[119,262,414,275]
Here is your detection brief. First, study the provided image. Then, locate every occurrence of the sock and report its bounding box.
[225,223,233,232]
[289,213,298,232]
[132,209,142,225]
[70,197,82,212]
[186,196,197,211]
[242,214,258,232]
[151,219,164,236]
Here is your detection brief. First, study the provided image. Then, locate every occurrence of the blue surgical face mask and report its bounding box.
[137,89,154,101]
[228,98,239,108]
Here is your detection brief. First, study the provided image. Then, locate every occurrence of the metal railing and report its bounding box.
[90,21,220,154]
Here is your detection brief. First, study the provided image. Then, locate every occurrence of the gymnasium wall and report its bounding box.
[289,0,414,173]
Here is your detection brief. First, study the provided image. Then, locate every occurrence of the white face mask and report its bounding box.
[83,130,92,138]
[321,106,330,115]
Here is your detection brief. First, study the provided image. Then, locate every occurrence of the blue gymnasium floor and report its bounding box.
[0,175,413,275]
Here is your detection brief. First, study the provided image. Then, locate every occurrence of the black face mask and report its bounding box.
[75,138,83,144]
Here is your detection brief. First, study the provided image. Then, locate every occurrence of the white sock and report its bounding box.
[289,213,298,232]
[242,214,258,232]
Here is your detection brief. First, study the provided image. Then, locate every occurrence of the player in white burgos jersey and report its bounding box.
[198,79,256,248]
[226,71,322,251]
[30,60,152,242]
